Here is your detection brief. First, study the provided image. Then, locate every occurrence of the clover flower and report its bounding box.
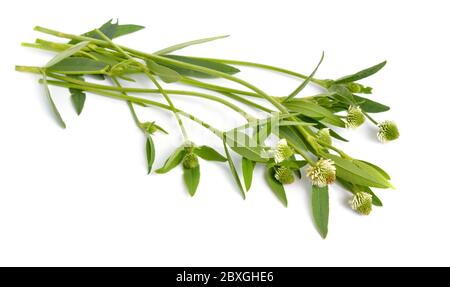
[274,138,293,163]
[316,128,332,145]
[349,192,373,215]
[377,121,399,143]
[274,166,295,184]
[183,153,199,169]
[306,158,336,187]
[346,106,365,128]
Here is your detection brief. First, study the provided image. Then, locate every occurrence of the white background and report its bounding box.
[1,0,449,267]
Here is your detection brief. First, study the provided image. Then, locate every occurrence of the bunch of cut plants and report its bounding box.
[16,19,400,238]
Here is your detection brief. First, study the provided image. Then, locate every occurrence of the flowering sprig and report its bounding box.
[16,19,400,239]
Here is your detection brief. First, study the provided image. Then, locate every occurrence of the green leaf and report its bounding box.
[284,99,346,127]
[312,185,329,239]
[45,41,90,68]
[352,94,390,113]
[42,73,66,129]
[155,146,186,174]
[283,52,324,102]
[277,126,308,151]
[298,115,349,142]
[193,145,226,162]
[70,88,86,115]
[71,19,145,43]
[184,165,200,196]
[266,167,288,207]
[222,137,246,199]
[160,55,240,78]
[47,57,108,74]
[242,158,255,191]
[154,35,229,55]
[146,60,181,83]
[328,85,356,105]
[224,131,268,163]
[335,61,387,84]
[146,136,156,174]
[326,154,392,189]
[356,160,391,180]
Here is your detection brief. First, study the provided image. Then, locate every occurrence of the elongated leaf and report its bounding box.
[47,57,108,74]
[160,55,240,78]
[70,88,86,115]
[352,94,390,113]
[71,19,144,44]
[284,52,324,102]
[298,115,349,142]
[46,41,90,67]
[277,126,308,151]
[222,138,246,199]
[155,35,229,55]
[356,160,390,180]
[155,146,186,174]
[146,60,181,83]
[312,185,329,239]
[146,136,156,174]
[266,167,288,207]
[184,165,200,196]
[42,73,66,129]
[326,154,392,189]
[193,146,226,162]
[228,112,303,133]
[242,158,255,191]
[335,61,387,84]
[328,85,356,105]
[224,131,268,163]
[284,100,346,127]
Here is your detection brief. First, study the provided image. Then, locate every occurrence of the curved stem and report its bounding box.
[362,111,379,125]
[111,76,142,128]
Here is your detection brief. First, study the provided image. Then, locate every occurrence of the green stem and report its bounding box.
[186,57,328,87]
[180,77,263,98]
[94,28,189,141]
[111,76,142,128]
[362,111,379,125]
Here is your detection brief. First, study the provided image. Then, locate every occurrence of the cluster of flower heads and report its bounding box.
[345,105,399,143]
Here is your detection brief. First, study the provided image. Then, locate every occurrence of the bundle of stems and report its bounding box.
[16,20,399,238]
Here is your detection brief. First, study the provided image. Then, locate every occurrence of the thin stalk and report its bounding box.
[188,57,328,87]
[180,77,263,98]
[37,78,223,136]
[362,111,379,125]
[94,29,189,140]
[111,76,142,128]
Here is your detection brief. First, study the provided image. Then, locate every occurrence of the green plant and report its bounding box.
[16,19,399,238]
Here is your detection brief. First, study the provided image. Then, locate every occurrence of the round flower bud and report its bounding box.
[306,158,336,187]
[377,121,399,143]
[140,122,158,134]
[274,139,293,163]
[346,106,365,129]
[316,128,332,145]
[274,166,295,185]
[349,192,373,215]
[183,153,199,169]
[347,82,362,93]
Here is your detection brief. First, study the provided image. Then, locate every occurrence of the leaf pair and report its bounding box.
[155,144,226,196]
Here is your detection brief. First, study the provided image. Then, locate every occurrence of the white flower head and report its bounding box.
[349,192,373,215]
[306,158,336,187]
[274,138,293,163]
[346,106,365,129]
[316,128,332,145]
[377,121,399,143]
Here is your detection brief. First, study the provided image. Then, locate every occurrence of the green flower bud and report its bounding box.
[377,121,399,143]
[349,192,372,215]
[316,128,332,145]
[140,122,158,135]
[346,106,365,129]
[306,158,336,187]
[347,82,362,93]
[183,153,199,169]
[274,139,293,163]
[274,166,295,185]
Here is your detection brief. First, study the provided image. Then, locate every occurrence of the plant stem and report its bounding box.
[94,28,189,141]
[111,76,142,128]
[185,57,328,87]
[362,111,379,125]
